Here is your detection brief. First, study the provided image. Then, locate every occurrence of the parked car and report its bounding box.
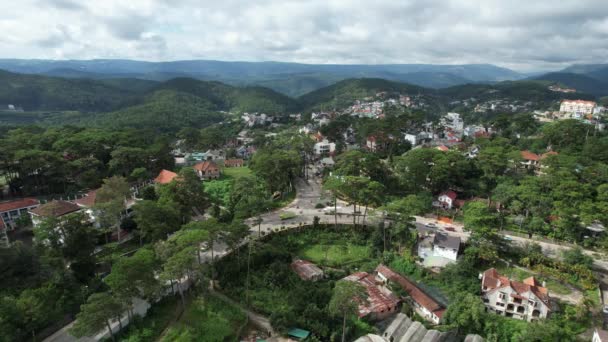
[445,227,456,232]
[503,236,513,241]
[426,223,437,228]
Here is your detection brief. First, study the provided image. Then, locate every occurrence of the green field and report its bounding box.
[221,166,252,179]
[299,243,371,267]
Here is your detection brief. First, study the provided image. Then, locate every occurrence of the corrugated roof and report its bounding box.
[291,259,323,280]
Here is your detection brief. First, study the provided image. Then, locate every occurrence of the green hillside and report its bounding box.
[153,78,299,114]
[0,69,138,111]
[530,72,608,97]
[298,78,430,111]
[82,90,225,132]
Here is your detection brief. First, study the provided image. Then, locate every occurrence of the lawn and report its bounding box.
[299,243,372,267]
[222,166,252,180]
[161,295,246,342]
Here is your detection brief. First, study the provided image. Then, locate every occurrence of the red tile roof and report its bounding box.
[30,200,81,218]
[376,265,444,316]
[224,159,244,167]
[520,150,540,161]
[481,268,550,307]
[193,161,220,172]
[436,145,449,151]
[540,151,558,160]
[75,190,97,208]
[0,198,39,213]
[154,169,178,184]
[439,190,457,201]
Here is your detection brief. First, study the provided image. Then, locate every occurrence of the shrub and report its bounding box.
[315,203,325,209]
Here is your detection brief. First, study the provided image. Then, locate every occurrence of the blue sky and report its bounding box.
[1,0,607,71]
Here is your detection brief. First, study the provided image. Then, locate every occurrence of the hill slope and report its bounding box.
[0,69,138,111]
[530,72,608,96]
[298,78,430,110]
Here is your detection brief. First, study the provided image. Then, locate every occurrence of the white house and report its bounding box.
[0,198,40,231]
[560,100,596,116]
[481,268,551,322]
[314,139,336,156]
[432,233,460,261]
[403,133,417,146]
[435,191,457,209]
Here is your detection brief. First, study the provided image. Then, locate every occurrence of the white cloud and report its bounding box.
[0,0,607,71]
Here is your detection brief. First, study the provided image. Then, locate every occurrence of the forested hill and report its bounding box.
[153,78,299,114]
[529,72,608,97]
[0,69,142,112]
[298,78,431,111]
[437,80,597,102]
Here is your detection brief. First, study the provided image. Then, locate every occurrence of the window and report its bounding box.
[495,302,505,307]
[9,210,18,216]
[498,292,506,300]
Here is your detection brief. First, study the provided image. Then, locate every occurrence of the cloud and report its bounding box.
[0,0,607,71]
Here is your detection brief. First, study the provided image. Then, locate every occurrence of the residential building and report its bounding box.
[560,100,596,116]
[291,259,324,281]
[434,191,457,209]
[376,265,445,324]
[342,271,401,321]
[436,145,449,152]
[314,139,336,156]
[403,133,418,146]
[204,149,225,162]
[0,198,39,231]
[441,112,464,132]
[193,161,221,180]
[432,233,460,261]
[480,268,551,321]
[224,159,244,167]
[29,200,82,228]
[519,150,540,170]
[154,169,178,185]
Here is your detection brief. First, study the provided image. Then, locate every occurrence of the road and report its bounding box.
[46,173,608,341]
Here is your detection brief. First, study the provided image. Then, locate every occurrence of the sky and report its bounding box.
[1,0,607,72]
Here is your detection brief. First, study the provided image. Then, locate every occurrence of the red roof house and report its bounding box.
[0,198,40,231]
[342,270,401,320]
[154,169,178,184]
[193,161,220,180]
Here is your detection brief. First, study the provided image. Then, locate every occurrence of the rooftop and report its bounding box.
[0,198,39,213]
[193,160,220,172]
[290,259,323,281]
[433,233,461,250]
[520,150,540,161]
[154,169,178,184]
[74,190,98,208]
[30,200,81,218]
[343,271,400,318]
[481,268,550,307]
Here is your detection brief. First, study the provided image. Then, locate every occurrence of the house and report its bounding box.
[560,100,596,116]
[29,200,82,228]
[432,233,460,261]
[193,161,221,180]
[376,265,445,324]
[314,139,336,156]
[480,268,551,321]
[224,159,244,168]
[291,259,324,281]
[154,169,178,185]
[519,150,540,170]
[205,149,225,162]
[342,271,401,320]
[593,329,608,342]
[434,191,457,209]
[0,198,40,231]
[403,133,418,146]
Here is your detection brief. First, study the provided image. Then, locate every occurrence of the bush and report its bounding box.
[315,203,325,209]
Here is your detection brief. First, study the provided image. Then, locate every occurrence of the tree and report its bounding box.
[158,245,198,309]
[443,292,486,335]
[70,292,125,342]
[157,167,207,222]
[249,149,302,193]
[105,248,159,321]
[95,176,131,242]
[133,200,181,243]
[562,246,593,269]
[329,281,367,342]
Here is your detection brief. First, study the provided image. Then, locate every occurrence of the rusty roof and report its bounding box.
[291,259,323,280]
[74,190,97,208]
[0,198,39,213]
[376,265,444,315]
[343,271,400,318]
[30,200,81,218]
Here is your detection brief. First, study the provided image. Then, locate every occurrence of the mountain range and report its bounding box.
[0,59,526,97]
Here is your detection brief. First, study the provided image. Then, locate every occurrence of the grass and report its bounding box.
[279,211,297,220]
[221,166,252,180]
[299,243,371,267]
[161,295,246,342]
[115,296,180,341]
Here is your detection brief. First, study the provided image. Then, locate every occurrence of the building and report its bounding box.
[290,259,324,281]
[441,112,464,132]
[376,265,445,324]
[154,169,178,185]
[403,133,418,146]
[519,150,540,170]
[29,200,82,228]
[434,191,457,209]
[480,268,551,321]
[593,329,608,342]
[0,198,39,231]
[560,100,596,116]
[432,233,460,261]
[193,161,221,180]
[224,159,244,168]
[342,271,401,321]
[314,139,336,156]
